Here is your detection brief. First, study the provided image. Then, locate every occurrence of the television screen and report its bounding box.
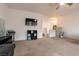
[25,18,37,26]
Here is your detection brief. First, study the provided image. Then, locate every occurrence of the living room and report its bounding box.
[0,2,79,56]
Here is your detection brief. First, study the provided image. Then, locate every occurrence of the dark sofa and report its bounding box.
[0,35,15,56]
[0,43,15,56]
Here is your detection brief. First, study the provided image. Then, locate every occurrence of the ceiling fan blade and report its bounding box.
[49,3,60,10]
[66,3,73,6]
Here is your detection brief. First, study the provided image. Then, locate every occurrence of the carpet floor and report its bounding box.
[14,37,79,56]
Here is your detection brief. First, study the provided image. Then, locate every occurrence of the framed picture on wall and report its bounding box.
[53,25,57,30]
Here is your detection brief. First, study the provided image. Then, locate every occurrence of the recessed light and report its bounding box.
[60,3,64,5]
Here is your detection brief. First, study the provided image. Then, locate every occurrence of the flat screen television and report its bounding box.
[25,18,37,26]
[0,19,6,37]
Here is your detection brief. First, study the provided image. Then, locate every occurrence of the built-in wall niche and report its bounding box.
[25,18,37,26]
[27,30,37,40]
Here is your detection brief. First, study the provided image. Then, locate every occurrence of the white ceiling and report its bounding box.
[5,3,79,17]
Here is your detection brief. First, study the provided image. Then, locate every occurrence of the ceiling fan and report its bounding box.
[49,3,73,10]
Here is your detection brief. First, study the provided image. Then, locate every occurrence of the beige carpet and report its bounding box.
[14,37,79,56]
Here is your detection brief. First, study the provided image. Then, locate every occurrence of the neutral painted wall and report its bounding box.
[58,11,79,40]
[1,3,79,40]
[6,9,46,41]
[0,4,48,41]
[0,3,8,20]
[0,3,8,36]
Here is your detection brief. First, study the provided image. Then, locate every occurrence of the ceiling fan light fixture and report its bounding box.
[60,3,64,5]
